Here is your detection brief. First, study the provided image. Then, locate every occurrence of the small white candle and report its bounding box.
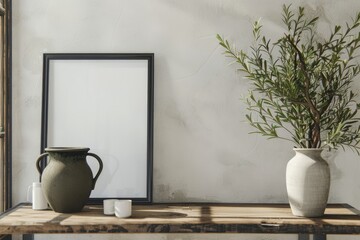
[30,182,48,210]
[103,199,117,215]
[115,200,132,218]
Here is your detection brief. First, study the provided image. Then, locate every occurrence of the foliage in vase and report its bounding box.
[217,5,360,152]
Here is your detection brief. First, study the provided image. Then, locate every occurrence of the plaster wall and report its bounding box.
[11,0,360,239]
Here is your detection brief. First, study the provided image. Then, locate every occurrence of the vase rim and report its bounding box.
[293,148,323,151]
[45,147,90,152]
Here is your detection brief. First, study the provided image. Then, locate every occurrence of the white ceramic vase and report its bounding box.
[286,148,330,217]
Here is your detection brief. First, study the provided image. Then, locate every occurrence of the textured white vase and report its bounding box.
[286,148,330,217]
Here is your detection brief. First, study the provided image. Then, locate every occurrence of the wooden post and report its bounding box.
[298,233,310,240]
[313,233,326,240]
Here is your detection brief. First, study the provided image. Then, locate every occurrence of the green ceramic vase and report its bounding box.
[36,147,103,213]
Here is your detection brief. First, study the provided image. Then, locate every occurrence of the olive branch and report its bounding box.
[217,5,360,153]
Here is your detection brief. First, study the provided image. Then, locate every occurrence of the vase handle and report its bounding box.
[86,153,103,190]
[36,153,49,182]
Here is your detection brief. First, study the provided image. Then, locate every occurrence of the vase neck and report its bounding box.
[294,148,323,159]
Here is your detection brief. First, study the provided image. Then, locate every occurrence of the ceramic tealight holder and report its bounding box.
[115,200,132,218]
[103,199,117,215]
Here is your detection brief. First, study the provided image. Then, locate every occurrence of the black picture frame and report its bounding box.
[40,53,154,204]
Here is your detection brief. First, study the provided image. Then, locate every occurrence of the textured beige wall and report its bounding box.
[12,0,360,239]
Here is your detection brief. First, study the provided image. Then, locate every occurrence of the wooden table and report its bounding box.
[1,203,360,240]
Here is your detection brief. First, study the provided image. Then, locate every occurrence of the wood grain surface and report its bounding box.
[0,203,360,234]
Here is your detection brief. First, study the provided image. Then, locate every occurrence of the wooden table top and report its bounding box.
[0,203,360,234]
